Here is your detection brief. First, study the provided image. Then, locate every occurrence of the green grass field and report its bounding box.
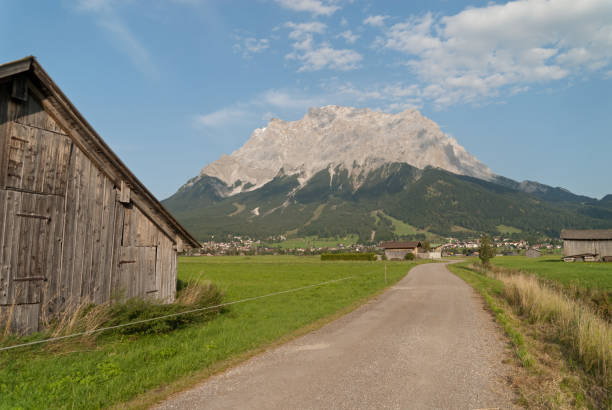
[491,255,612,291]
[0,256,417,409]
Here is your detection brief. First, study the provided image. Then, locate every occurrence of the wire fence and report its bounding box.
[0,274,366,352]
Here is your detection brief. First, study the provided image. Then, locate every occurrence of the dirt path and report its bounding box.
[155,263,517,409]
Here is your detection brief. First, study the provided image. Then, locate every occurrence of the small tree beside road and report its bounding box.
[478,235,496,268]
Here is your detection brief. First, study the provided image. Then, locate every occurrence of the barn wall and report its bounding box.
[384,249,411,260]
[0,80,179,333]
[563,240,612,258]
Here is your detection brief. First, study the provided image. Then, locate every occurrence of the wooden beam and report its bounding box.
[119,180,131,204]
[0,57,33,81]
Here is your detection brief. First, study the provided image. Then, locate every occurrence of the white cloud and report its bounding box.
[195,107,250,127]
[379,0,612,107]
[287,44,362,71]
[195,88,330,129]
[285,21,362,71]
[337,30,359,44]
[363,15,387,27]
[233,36,270,58]
[261,89,327,109]
[340,17,348,26]
[275,0,340,16]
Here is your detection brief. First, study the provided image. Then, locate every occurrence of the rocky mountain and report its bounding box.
[191,106,493,196]
[164,106,612,242]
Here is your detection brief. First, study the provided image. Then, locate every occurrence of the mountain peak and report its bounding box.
[198,105,493,196]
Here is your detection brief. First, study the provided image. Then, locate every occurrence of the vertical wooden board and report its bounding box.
[16,191,34,280]
[67,148,86,306]
[32,127,47,194]
[59,143,78,306]
[122,206,132,247]
[74,153,94,302]
[168,246,177,303]
[87,169,104,302]
[0,190,8,304]
[54,136,71,195]
[143,247,157,295]
[118,246,133,299]
[0,85,10,189]
[95,179,114,304]
[41,130,59,194]
[109,200,125,299]
[20,125,39,191]
[2,190,21,305]
[43,194,65,310]
[6,123,27,189]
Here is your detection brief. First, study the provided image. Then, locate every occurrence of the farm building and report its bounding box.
[0,57,200,334]
[561,229,612,262]
[525,248,541,258]
[380,241,422,260]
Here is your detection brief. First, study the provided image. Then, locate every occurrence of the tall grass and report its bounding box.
[479,264,612,395]
[501,273,611,386]
[0,280,223,349]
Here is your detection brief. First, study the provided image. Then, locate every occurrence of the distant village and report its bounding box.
[188,235,563,257]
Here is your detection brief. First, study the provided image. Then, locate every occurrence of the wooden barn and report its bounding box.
[525,248,541,258]
[0,57,200,333]
[380,241,422,261]
[561,229,612,262]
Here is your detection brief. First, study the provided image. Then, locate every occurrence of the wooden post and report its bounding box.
[384,264,387,283]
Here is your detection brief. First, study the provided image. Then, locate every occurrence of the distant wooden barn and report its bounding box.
[525,248,541,258]
[380,241,422,260]
[561,229,612,262]
[0,57,200,333]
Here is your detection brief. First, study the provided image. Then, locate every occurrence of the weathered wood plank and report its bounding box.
[109,199,125,299]
[64,147,83,306]
[0,303,40,335]
[0,84,10,189]
[87,168,104,302]
[0,190,8,304]
[1,190,20,305]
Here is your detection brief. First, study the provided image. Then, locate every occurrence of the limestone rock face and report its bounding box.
[196,106,493,195]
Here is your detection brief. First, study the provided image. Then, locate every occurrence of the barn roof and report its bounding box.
[380,241,422,249]
[561,229,612,240]
[0,56,201,248]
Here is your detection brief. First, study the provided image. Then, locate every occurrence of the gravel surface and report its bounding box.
[155,262,517,409]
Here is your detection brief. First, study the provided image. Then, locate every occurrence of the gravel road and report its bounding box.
[155,262,517,409]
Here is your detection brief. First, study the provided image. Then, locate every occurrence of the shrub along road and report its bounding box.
[156,262,517,409]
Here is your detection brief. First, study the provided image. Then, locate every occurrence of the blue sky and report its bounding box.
[2,0,611,199]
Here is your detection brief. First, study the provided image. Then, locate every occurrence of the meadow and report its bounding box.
[0,256,417,409]
[491,255,612,291]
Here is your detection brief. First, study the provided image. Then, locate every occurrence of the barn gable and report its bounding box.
[0,56,200,333]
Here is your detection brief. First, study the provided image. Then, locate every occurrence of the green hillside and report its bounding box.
[163,163,612,243]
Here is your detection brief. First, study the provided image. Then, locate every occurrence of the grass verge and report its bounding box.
[448,262,611,408]
[0,256,418,409]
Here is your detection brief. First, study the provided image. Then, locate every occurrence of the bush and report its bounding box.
[105,281,224,335]
[404,253,415,260]
[321,253,377,261]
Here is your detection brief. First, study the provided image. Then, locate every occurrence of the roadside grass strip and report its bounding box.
[0,256,417,409]
[449,262,612,408]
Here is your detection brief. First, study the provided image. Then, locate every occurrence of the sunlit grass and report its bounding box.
[0,256,416,409]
